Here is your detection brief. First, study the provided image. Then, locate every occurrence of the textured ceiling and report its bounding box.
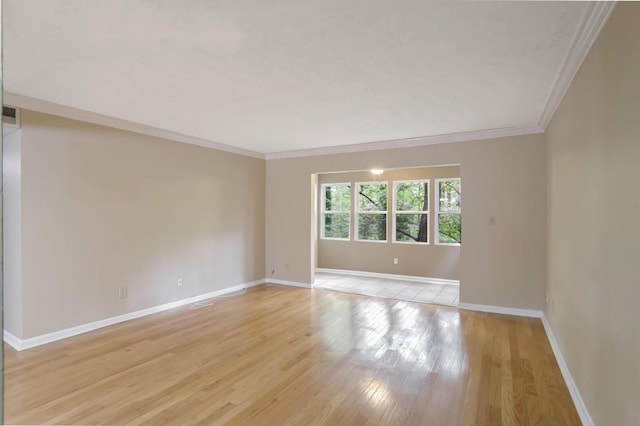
[4,1,586,154]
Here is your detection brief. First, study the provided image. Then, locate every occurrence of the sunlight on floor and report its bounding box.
[313,272,459,306]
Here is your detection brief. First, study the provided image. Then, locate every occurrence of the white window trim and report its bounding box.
[435,178,462,246]
[392,179,430,245]
[355,181,388,243]
[320,182,351,241]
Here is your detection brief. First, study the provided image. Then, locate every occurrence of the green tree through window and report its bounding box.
[394,180,429,243]
[322,183,351,239]
[436,179,462,244]
[356,182,387,241]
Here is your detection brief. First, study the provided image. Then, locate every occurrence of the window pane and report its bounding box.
[396,182,428,212]
[438,213,461,244]
[395,213,428,242]
[358,214,387,240]
[324,213,350,239]
[438,180,461,213]
[325,185,351,212]
[358,183,387,211]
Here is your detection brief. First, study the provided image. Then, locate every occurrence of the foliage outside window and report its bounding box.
[321,183,351,240]
[394,180,429,243]
[436,179,462,244]
[356,182,388,241]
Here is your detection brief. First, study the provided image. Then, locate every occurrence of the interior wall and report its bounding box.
[0,54,4,418]
[318,165,460,280]
[545,3,640,424]
[2,129,22,338]
[19,110,266,339]
[266,133,546,310]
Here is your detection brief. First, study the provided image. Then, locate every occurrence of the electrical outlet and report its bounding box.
[394,258,398,265]
[118,287,128,299]
[177,276,183,286]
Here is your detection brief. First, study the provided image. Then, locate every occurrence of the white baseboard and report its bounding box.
[265,278,312,289]
[1,277,592,425]
[245,279,265,288]
[457,302,543,318]
[4,278,265,351]
[316,268,459,286]
[3,330,22,351]
[542,314,593,426]
[457,303,592,425]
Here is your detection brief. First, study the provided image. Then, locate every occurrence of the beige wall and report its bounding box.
[545,3,640,424]
[18,110,265,338]
[3,129,23,337]
[318,166,460,279]
[267,133,546,309]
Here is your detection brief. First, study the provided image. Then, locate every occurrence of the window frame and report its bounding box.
[320,182,352,241]
[392,179,430,245]
[354,181,389,243]
[435,178,462,246]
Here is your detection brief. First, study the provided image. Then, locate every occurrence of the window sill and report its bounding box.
[392,241,430,245]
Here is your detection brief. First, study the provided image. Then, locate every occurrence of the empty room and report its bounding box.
[2,1,638,425]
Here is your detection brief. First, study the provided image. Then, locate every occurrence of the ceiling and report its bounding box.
[4,1,588,155]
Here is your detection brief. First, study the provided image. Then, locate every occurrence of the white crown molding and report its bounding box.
[5,5,613,161]
[6,90,545,161]
[538,2,617,129]
[265,124,543,160]
[4,279,265,351]
[542,314,594,426]
[5,91,543,161]
[3,92,266,160]
[316,268,459,286]
[457,302,543,319]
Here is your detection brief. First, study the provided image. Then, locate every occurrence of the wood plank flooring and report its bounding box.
[4,284,580,425]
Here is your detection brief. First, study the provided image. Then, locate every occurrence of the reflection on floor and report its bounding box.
[314,272,459,306]
[4,284,580,424]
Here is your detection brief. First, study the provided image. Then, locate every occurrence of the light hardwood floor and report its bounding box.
[5,284,580,425]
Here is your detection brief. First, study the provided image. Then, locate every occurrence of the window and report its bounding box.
[356,182,388,241]
[321,183,351,240]
[393,180,429,243]
[436,178,462,245]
